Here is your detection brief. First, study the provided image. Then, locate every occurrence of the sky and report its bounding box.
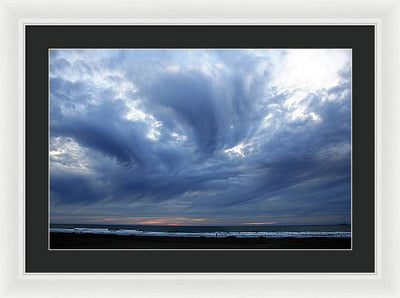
[49,49,351,226]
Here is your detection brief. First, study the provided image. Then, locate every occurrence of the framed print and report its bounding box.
[25,25,374,272]
[1,0,400,296]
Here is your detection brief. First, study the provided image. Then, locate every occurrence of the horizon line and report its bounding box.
[50,222,351,227]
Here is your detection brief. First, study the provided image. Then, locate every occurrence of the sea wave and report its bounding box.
[50,228,351,238]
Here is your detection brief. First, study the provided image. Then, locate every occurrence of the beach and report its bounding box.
[50,232,351,249]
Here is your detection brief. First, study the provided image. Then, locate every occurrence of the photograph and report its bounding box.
[49,48,352,250]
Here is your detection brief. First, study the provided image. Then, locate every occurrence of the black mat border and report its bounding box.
[25,25,375,273]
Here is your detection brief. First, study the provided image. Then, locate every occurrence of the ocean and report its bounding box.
[50,223,351,238]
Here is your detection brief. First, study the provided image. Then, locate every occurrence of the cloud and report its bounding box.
[49,49,352,225]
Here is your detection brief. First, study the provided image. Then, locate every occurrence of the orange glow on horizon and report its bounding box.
[96,217,278,226]
[107,217,208,225]
[135,220,167,225]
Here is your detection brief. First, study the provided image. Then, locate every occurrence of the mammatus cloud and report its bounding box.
[50,49,351,225]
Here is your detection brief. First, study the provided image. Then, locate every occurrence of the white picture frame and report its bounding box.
[1,0,399,296]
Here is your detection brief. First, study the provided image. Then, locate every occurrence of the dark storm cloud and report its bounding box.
[49,49,352,225]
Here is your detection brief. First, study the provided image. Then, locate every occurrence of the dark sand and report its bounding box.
[50,232,351,249]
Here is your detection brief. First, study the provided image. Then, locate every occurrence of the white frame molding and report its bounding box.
[1,0,399,297]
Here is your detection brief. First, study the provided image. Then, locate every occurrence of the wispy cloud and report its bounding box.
[50,49,351,225]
